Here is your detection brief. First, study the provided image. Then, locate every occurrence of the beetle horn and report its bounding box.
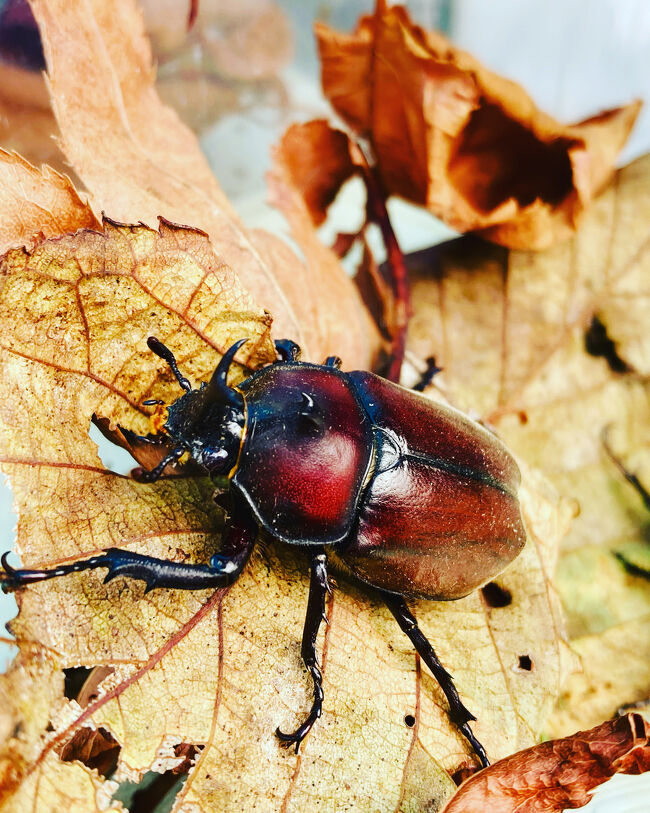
[205,339,248,408]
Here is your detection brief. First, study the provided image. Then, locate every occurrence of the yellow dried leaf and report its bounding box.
[316,3,640,250]
[0,224,569,810]
[405,152,650,743]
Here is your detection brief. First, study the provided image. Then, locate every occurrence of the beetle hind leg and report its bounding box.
[276,549,329,752]
[384,594,490,769]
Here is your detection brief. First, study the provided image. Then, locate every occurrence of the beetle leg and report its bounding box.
[412,356,442,392]
[276,549,329,753]
[383,594,490,769]
[274,339,301,362]
[324,355,342,369]
[120,426,168,446]
[131,446,186,482]
[602,429,650,510]
[1,501,256,594]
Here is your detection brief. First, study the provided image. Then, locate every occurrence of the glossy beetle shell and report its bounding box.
[341,373,525,599]
[231,362,526,601]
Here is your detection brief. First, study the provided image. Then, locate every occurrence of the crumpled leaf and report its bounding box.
[267,125,383,369]
[441,713,650,813]
[0,213,570,809]
[28,0,376,369]
[0,149,98,255]
[403,152,650,744]
[315,2,640,250]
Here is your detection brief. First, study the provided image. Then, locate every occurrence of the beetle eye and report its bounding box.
[297,392,324,434]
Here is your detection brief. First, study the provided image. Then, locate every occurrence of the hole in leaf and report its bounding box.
[404,714,416,728]
[58,726,121,778]
[518,654,533,671]
[89,419,140,476]
[63,666,93,701]
[481,582,512,608]
[112,743,204,813]
[63,665,114,706]
[616,550,650,581]
[585,316,631,373]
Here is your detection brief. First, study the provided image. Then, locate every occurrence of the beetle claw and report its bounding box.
[275,726,302,752]
[0,553,19,592]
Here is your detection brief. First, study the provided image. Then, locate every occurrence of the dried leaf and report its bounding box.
[404,152,650,745]
[141,0,292,132]
[0,227,569,809]
[268,125,382,369]
[275,121,360,228]
[441,713,650,813]
[0,62,70,177]
[28,0,375,367]
[316,3,640,250]
[0,149,98,255]
[194,0,292,82]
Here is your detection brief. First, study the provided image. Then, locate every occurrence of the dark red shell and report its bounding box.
[339,373,525,600]
[232,363,526,600]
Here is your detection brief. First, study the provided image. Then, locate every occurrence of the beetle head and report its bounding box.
[148,337,246,476]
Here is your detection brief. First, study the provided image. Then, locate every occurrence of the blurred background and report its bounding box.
[0,2,648,809]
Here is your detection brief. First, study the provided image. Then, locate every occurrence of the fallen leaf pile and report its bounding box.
[0,1,648,812]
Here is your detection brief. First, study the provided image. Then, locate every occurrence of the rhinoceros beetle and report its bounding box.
[1,337,526,767]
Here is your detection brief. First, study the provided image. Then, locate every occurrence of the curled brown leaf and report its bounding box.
[316,2,640,249]
[441,714,650,813]
[268,124,383,369]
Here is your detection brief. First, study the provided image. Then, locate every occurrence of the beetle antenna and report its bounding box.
[205,339,247,408]
[147,337,192,392]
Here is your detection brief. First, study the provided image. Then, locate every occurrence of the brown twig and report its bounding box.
[362,165,410,383]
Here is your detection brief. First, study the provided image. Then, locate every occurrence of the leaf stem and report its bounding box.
[363,165,410,383]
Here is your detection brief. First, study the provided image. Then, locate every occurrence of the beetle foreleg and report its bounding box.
[384,594,490,769]
[276,549,329,753]
[1,502,256,594]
